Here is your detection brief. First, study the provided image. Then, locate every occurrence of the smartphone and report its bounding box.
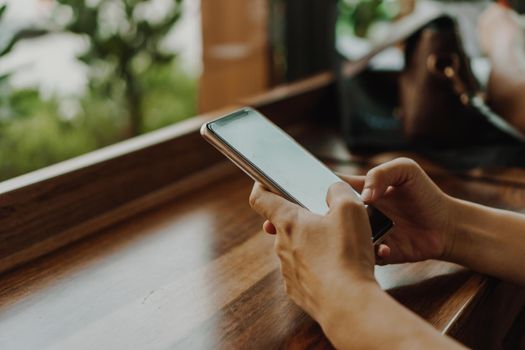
[201,107,393,244]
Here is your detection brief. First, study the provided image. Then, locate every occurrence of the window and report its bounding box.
[0,0,202,181]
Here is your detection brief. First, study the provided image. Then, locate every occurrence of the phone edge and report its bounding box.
[200,118,295,201]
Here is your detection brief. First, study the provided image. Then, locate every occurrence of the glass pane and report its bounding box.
[0,0,202,181]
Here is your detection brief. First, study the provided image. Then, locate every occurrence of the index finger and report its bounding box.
[249,183,300,222]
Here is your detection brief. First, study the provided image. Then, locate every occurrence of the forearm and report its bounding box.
[487,32,525,129]
[318,281,464,350]
[447,198,525,285]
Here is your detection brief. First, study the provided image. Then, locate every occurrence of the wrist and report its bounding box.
[442,197,496,266]
[317,273,466,349]
[442,197,468,264]
[318,278,381,347]
[437,195,461,262]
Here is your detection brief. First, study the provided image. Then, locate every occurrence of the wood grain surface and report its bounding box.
[1,128,525,349]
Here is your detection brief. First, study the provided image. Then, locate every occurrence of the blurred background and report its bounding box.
[0,0,493,181]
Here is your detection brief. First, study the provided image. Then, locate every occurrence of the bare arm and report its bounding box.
[448,198,525,286]
[319,279,465,350]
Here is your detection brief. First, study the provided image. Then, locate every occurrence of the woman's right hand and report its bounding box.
[342,158,457,265]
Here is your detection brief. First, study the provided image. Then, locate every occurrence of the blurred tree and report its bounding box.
[140,60,197,132]
[0,4,9,108]
[55,0,184,136]
[0,1,197,181]
[0,5,48,58]
[0,58,196,181]
[338,0,403,38]
[0,3,48,124]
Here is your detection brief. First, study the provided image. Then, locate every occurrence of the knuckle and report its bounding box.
[280,209,297,235]
[248,190,259,209]
[337,198,361,213]
[274,238,284,252]
[397,157,419,169]
[282,221,294,236]
[274,237,289,259]
[366,166,383,180]
[276,250,285,261]
[275,244,286,259]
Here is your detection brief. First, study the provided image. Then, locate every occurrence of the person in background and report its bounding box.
[248,4,525,349]
[479,3,525,133]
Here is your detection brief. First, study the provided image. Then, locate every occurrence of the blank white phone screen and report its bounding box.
[209,109,359,215]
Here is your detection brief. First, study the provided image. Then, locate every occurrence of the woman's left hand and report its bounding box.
[249,181,378,321]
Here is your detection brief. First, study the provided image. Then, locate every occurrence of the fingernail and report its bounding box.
[361,188,373,202]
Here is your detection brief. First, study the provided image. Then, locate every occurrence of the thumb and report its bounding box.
[325,181,362,212]
[337,174,365,193]
[361,158,421,203]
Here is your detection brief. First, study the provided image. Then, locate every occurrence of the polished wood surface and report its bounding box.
[1,127,525,349]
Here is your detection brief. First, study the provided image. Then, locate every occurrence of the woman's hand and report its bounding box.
[249,181,378,322]
[345,158,456,265]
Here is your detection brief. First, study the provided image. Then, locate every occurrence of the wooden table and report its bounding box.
[1,124,525,349]
[1,73,525,349]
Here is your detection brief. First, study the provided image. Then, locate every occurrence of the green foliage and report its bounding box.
[0,91,97,179]
[0,3,48,116]
[55,0,185,135]
[0,1,198,181]
[338,0,400,37]
[0,4,48,58]
[0,59,196,181]
[141,60,197,133]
